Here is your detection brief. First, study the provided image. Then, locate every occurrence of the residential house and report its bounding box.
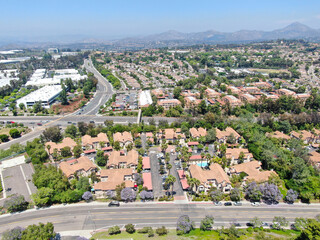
[177,170,189,190]
[308,151,320,168]
[276,88,295,96]
[216,127,241,144]
[142,157,151,171]
[157,99,181,110]
[107,150,138,169]
[225,148,253,165]
[82,133,109,150]
[163,128,185,143]
[142,172,153,191]
[45,137,77,155]
[205,88,221,99]
[221,95,242,107]
[189,127,207,139]
[113,131,133,147]
[94,168,135,197]
[184,96,202,109]
[189,163,232,193]
[239,93,257,104]
[229,160,277,183]
[266,131,291,140]
[59,156,97,180]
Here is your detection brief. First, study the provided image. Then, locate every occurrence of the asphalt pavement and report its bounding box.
[0,202,319,234]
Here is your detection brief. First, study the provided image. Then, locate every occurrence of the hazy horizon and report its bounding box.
[1,0,320,43]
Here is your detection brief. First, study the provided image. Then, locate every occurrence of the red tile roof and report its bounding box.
[142,172,153,190]
[142,157,151,169]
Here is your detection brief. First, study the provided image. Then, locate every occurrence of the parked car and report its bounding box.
[90,120,95,124]
[108,201,120,207]
[224,202,232,206]
[214,201,222,206]
[37,123,42,126]
[233,223,241,227]
[233,202,242,206]
[251,202,260,206]
[246,222,254,227]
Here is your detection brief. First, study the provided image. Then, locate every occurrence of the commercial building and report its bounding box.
[139,90,153,107]
[17,85,62,108]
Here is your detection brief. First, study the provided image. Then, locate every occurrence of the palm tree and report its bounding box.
[167,163,172,175]
[165,175,176,197]
[200,152,205,167]
[205,153,211,167]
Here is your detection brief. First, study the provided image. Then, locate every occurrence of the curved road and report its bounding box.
[74,59,114,116]
[0,203,319,234]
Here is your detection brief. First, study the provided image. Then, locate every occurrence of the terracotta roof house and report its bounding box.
[276,88,295,96]
[82,133,109,150]
[225,148,253,165]
[229,160,277,183]
[308,151,320,168]
[216,127,241,144]
[221,95,242,107]
[113,131,133,147]
[142,157,151,170]
[142,172,153,191]
[239,93,257,104]
[189,127,207,139]
[177,170,189,190]
[290,130,316,144]
[107,150,138,169]
[205,88,221,99]
[157,99,181,110]
[189,164,232,193]
[59,156,97,180]
[45,137,77,155]
[184,96,201,109]
[94,168,135,197]
[163,129,185,142]
[266,131,291,140]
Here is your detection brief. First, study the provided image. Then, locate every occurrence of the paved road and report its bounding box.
[75,59,114,116]
[0,116,179,150]
[0,203,319,234]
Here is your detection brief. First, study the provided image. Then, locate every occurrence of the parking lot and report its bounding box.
[1,163,37,202]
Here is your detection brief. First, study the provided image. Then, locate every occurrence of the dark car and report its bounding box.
[90,120,95,124]
[224,202,232,206]
[108,201,120,207]
[246,222,254,227]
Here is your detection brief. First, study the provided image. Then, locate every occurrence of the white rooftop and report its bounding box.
[139,90,153,106]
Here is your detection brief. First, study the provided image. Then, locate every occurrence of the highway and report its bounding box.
[0,203,319,234]
[0,116,179,150]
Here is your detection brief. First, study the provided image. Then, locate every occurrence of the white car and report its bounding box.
[251,202,260,206]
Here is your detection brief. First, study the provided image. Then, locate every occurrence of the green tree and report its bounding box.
[19,103,25,110]
[114,141,121,151]
[60,84,68,105]
[32,187,54,207]
[21,222,56,240]
[73,145,83,158]
[41,126,63,143]
[32,101,43,113]
[0,134,9,142]
[125,224,135,234]
[9,128,20,138]
[165,175,176,197]
[65,124,77,138]
[96,150,108,166]
[200,215,214,231]
[250,217,263,228]
[76,177,91,192]
[272,216,289,230]
[60,146,72,157]
[296,219,320,240]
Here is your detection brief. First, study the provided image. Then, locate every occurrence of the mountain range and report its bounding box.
[0,22,319,50]
[114,22,320,47]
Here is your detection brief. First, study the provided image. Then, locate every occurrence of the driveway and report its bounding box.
[169,153,184,197]
[148,152,163,198]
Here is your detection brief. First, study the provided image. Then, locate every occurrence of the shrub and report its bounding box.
[121,187,136,202]
[9,129,20,138]
[176,215,194,235]
[285,189,298,204]
[200,215,214,231]
[82,191,93,201]
[2,226,24,240]
[3,194,28,213]
[138,227,152,234]
[156,226,168,236]
[0,134,9,142]
[210,190,223,202]
[260,183,282,205]
[125,224,135,234]
[140,190,154,200]
[108,226,121,235]
[148,228,154,237]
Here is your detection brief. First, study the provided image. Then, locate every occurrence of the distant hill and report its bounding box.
[114,22,320,47]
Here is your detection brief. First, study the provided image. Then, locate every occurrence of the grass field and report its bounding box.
[92,228,300,240]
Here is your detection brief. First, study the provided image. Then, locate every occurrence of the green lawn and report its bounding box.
[92,228,299,240]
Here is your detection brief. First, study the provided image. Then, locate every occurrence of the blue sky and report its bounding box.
[1,0,320,41]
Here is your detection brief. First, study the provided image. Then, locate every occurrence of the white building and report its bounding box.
[139,90,153,107]
[26,68,86,87]
[0,69,19,88]
[17,85,62,108]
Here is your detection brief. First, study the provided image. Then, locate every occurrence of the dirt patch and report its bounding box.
[52,95,89,114]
